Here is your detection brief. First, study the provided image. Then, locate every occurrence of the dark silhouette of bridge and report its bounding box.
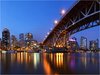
[43,0,100,48]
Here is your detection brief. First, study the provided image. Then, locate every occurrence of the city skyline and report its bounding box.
[0,1,100,74]
[0,27,99,50]
[0,0,99,43]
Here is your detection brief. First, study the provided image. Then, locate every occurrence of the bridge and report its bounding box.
[43,0,100,48]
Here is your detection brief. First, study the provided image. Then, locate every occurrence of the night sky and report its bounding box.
[0,0,100,46]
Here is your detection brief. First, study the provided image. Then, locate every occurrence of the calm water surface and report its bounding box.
[0,52,99,74]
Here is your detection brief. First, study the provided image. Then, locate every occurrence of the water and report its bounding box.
[0,52,99,74]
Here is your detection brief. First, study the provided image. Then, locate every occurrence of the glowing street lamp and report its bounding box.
[54,20,58,25]
[45,35,47,38]
[61,9,66,15]
[47,32,49,35]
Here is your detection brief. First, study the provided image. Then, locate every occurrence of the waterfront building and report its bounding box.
[19,33,24,40]
[11,35,18,50]
[80,36,87,50]
[30,40,38,50]
[67,37,79,50]
[25,33,33,50]
[25,33,33,41]
[1,28,10,50]
[19,33,25,50]
[89,39,99,51]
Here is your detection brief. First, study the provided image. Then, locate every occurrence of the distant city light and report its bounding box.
[69,38,76,41]
[34,43,36,46]
[61,9,66,15]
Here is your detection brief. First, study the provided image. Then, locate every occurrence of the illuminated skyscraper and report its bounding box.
[2,28,10,50]
[67,37,79,50]
[11,35,18,50]
[19,33,24,41]
[25,33,33,41]
[80,36,87,50]
[19,33,25,50]
[25,33,33,50]
[89,39,99,50]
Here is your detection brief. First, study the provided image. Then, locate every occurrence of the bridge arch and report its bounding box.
[43,0,100,48]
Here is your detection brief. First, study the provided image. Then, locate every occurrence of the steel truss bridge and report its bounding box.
[43,0,100,48]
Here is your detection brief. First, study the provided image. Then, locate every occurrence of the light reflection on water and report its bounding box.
[0,52,99,74]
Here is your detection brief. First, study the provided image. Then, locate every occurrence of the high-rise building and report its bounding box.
[19,33,25,50]
[89,39,99,50]
[25,33,33,50]
[19,33,24,41]
[30,40,38,50]
[25,33,33,41]
[11,35,18,50]
[67,37,79,50]
[80,36,87,50]
[2,28,10,50]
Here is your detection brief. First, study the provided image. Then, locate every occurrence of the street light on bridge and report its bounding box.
[61,9,66,15]
[47,32,49,35]
[45,35,47,38]
[54,20,58,25]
